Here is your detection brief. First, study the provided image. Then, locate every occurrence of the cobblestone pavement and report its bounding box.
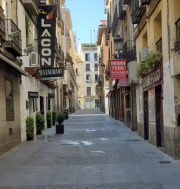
[0,109,180,189]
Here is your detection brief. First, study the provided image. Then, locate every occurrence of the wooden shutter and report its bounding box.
[86,64,90,71]
[87,87,91,95]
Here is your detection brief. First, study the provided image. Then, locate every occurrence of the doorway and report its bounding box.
[144,91,149,140]
[40,96,44,115]
[155,85,162,146]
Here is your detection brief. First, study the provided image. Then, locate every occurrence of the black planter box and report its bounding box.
[56,124,64,134]
[27,134,34,141]
[47,121,51,128]
[37,129,42,135]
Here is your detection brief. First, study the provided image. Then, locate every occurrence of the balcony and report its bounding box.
[86,93,92,96]
[94,67,98,71]
[24,0,38,16]
[107,12,112,33]
[119,0,127,20]
[106,27,110,41]
[105,0,109,5]
[132,0,146,24]
[112,3,119,37]
[123,0,130,5]
[140,0,151,5]
[59,51,65,67]
[0,7,5,41]
[4,19,22,56]
[67,80,74,92]
[94,80,98,83]
[55,44,61,62]
[122,40,136,62]
[61,20,64,35]
[86,80,92,83]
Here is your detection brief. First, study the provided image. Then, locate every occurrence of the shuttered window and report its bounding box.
[86,64,90,71]
[87,87,91,95]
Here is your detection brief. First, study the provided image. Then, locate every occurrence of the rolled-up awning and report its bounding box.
[0,54,29,77]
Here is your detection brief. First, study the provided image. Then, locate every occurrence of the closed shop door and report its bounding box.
[86,101,93,109]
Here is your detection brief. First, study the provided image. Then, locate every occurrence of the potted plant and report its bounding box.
[36,112,45,135]
[26,116,34,140]
[56,113,65,134]
[46,111,52,128]
[52,111,57,125]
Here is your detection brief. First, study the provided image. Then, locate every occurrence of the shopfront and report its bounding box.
[138,67,164,147]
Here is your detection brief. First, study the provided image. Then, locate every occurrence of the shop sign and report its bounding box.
[28,92,38,98]
[37,5,57,68]
[38,67,63,78]
[142,68,162,89]
[48,93,54,98]
[66,94,69,99]
[117,78,129,89]
[110,59,126,79]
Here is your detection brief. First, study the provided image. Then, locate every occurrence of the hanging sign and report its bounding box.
[38,67,63,78]
[117,79,129,89]
[66,94,69,99]
[110,59,126,79]
[28,92,38,98]
[48,93,54,98]
[37,5,57,68]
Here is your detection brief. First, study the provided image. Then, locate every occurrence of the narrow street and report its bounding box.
[0,110,180,189]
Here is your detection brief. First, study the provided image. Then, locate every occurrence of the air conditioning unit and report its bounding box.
[122,87,130,94]
[31,52,39,67]
[127,61,139,84]
[139,47,149,63]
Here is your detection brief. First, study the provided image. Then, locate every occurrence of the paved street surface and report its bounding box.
[1,109,180,189]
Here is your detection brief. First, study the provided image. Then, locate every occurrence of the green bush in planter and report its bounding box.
[26,116,34,137]
[36,112,45,132]
[46,111,51,123]
[52,111,57,124]
[56,113,64,125]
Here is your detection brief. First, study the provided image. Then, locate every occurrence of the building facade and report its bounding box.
[77,42,100,109]
[0,0,78,156]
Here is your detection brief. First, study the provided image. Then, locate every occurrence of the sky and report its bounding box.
[65,0,106,45]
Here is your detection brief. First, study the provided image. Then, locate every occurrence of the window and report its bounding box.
[48,99,50,110]
[85,53,90,61]
[6,80,14,120]
[33,98,37,112]
[40,96,44,114]
[176,18,180,39]
[76,68,78,75]
[94,53,98,61]
[95,87,98,96]
[156,38,162,53]
[60,89,62,108]
[86,64,90,71]
[87,87,91,96]
[95,74,98,83]
[94,64,98,71]
[86,74,91,83]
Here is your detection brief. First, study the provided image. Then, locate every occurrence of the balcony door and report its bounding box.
[86,64,90,71]
[87,87,91,96]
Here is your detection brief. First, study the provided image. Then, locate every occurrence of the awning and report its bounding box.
[0,54,29,77]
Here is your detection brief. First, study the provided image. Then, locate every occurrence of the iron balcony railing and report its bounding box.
[0,6,5,34]
[106,27,110,40]
[122,40,136,62]
[119,0,127,20]
[107,12,111,33]
[112,3,119,37]
[86,80,92,83]
[156,38,162,54]
[5,19,22,50]
[94,57,98,61]
[86,93,91,96]
[34,0,38,7]
[123,0,130,5]
[140,0,151,5]
[132,0,146,24]
[94,80,98,83]
[94,67,98,71]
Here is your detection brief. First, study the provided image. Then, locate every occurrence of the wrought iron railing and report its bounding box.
[123,0,130,5]
[0,6,5,34]
[119,0,127,20]
[34,0,38,7]
[112,3,119,36]
[86,80,92,83]
[94,67,98,71]
[122,40,136,62]
[156,38,162,53]
[5,19,22,50]
[86,93,91,96]
[132,0,146,24]
[94,80,98,83]
[107,12,111,33]
[140,0,151,5]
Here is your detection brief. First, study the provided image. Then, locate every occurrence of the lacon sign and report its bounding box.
[37,5,57,68]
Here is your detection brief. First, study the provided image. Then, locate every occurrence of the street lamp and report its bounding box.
[114,35,123,59]
[101,63,105,73]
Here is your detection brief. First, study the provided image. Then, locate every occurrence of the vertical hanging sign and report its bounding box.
[37,5,57,68]
[110,59,126,79]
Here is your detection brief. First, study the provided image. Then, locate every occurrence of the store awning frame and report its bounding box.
[0,54,29,77]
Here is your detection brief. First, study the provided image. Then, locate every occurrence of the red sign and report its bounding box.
[66,94,69,99]
[117,79,129,89]
[110,59,126,79]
